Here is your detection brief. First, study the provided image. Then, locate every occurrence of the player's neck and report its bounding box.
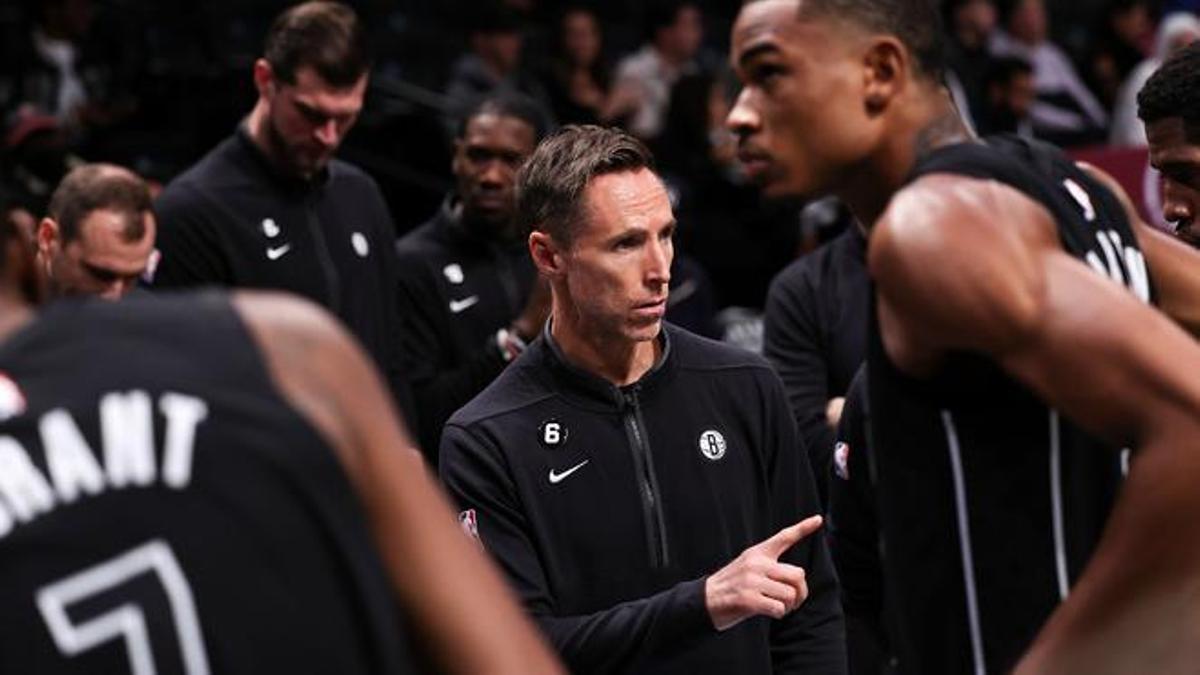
[550,309,660,388]
[839,94,973,226]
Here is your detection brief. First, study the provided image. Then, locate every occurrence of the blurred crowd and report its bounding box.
[1,0,1196,318]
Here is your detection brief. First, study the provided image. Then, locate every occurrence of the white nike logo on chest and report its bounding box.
[266,244,292,260]
[449,296,479,313]
[548,460,589,484]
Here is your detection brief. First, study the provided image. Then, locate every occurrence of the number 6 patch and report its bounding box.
[538,419,568,449]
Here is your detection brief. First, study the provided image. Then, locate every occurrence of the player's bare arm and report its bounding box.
[1079,162,1200,337]
[872,175,1200,672]
[232,292,564,675]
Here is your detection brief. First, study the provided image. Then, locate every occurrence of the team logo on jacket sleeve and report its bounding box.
[834,442,851,480]
[698,429,726,461]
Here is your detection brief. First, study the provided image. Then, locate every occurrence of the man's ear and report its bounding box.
[529,230,564,278]
[36,218,59,258]
[253,58,276,100]
[862,36,909,115]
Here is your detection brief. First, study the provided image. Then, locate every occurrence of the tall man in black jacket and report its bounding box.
[440,125,845,674]
[148,2,414,423]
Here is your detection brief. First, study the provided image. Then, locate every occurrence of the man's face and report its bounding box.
[562,10,601,66]
[40,208,156,299]
[557,169,674,344]
[1147,117,1200,246]
[955,0,997,41]
[1005,72,1035,119]
[727,0,876,201]
[474,30,523,75]
[1008,0,1047,45]
[663,5,704,61]
[453,113,537,230]
[262,65,367,179]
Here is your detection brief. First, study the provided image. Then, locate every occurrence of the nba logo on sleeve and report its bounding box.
[0,372,26,421]
[458,509,480,542]
[834,442,851,480]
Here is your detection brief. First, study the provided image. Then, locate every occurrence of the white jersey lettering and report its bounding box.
[0,391,210,541]
[160,393,208,489]
[101,391,155,488]
[0,437,54,522]
[41,409,105,504]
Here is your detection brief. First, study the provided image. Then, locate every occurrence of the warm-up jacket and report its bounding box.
[150,127,414,424]
[763,225,869,509]
[395,200,536,457]
[440,323,846,675]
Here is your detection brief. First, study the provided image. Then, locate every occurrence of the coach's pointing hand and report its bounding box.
[705,515,823,631]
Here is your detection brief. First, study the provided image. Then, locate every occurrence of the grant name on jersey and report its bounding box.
[0,390,208,541]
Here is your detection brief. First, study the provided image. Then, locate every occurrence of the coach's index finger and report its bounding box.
[758,515,823,560]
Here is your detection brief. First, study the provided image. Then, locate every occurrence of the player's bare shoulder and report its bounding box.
[229,291,379,477]
[869,175,1061,363]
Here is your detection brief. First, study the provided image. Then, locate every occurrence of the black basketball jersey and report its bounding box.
[866,137,1146,675]
[0,293,416,674]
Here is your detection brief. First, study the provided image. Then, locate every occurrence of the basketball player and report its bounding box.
[0,213,561,673]
[728,1,1200,673]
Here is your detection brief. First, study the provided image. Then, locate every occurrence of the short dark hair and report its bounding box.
[786,0,946,81]
[1138,42,1200,141]
[517,125,656,244]
[264,1,370,87]
[48,164,152,243]
[456,92,550,143]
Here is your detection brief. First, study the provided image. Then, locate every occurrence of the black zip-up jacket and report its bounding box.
[440,323,846,675]
[150,128,414,424]
[395,200,536,457]
[763,226,869,509]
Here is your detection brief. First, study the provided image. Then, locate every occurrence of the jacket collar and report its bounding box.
[234,124,330,195]
[537,319,674,409]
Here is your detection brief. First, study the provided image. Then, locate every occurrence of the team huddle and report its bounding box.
[3,0,1200,673]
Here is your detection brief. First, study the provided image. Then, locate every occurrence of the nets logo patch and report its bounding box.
[458,509,479,542]
[698,429,726,461]
[0,372,26,421]
[834,442,850,480]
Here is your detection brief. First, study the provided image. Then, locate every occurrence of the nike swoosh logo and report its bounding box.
[548,460,589,484]
[449,296,479,313]
[266,244,292,260]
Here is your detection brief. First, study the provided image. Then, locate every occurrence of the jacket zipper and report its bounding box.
[621,385,669,568]
[305,199,342,313]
